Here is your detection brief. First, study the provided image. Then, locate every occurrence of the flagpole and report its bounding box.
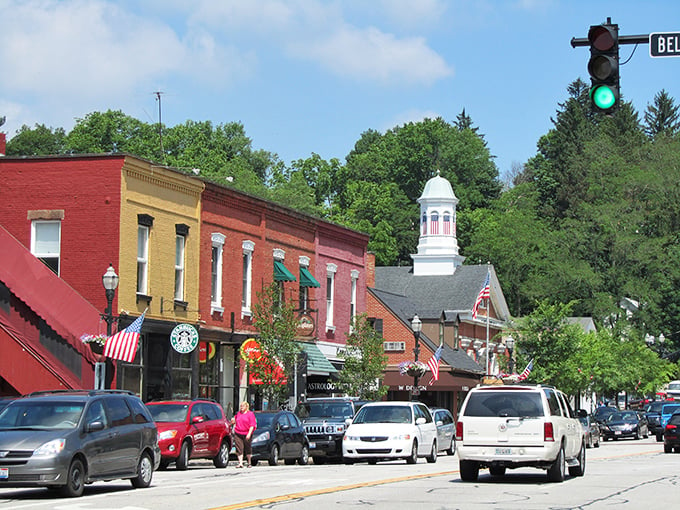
[486,298,490,376]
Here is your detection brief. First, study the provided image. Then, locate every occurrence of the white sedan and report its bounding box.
[342,401,438,464]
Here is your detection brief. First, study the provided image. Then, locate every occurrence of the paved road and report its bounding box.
[0,437,675,509]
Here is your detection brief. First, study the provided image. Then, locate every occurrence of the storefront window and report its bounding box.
[199,341,220,400]
[171,350,191,399]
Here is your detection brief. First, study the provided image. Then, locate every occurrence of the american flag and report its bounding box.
[427,344,443,385]
[104,312,146,363]
[443,217,451,235]
[472,272,490,319]
[518,359,534,381]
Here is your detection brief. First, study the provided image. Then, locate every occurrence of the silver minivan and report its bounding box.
[0,390,160,497]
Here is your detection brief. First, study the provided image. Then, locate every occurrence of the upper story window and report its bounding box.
[137,214,154,295]
[31,220,61,275]
[299,255,320,312]
[350,270,359,333]
[430,212,439,234]
[174,224,189,302]
[326,263,337,331]
[421,213,427,235]
[242,240,255,316]
[211,233,226,314]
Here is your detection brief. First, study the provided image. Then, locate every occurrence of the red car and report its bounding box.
[146,399,231,470]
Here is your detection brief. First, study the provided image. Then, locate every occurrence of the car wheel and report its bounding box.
[489,465,506,477]
[426,440,437,463]
[130,452,153,489]
[547,445,566,482]
[176,441,190,470]
[298,444,309,465]
[656,433,663,442]
[268,444,279,466]
[664,444,672,453]
[59,458,85,497]
[213,440,230,468]
[445,439,455,456]
[568,442,586,477]
[459,460,479,482]
[158,459,170,470]
[313,456,326,465]
[406,440,418,464]
[368,459,378,465]
[634,429,640,440]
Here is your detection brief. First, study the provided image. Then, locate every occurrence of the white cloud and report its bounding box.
[377,0,448,28]
[289,25,452,86]
[382,108,443,132]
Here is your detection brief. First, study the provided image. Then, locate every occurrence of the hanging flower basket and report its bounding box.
[80,334,107,355]
[398,361,427,378]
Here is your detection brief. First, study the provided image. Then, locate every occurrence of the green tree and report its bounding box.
[336,315,389,400]
[251,282,301,408]
[644,89,680,138]
[6,124,67,155]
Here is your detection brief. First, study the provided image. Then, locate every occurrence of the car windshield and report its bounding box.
[255,413,275,428]
[352,405,412,424]
[0,401,84,429]
[608,411,637,422]
[147,404,189,422]
[668,382,680,391]
[463,391,544,418]
[295,402,354,419]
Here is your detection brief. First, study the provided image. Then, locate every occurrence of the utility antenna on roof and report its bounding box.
[154,91,165,164]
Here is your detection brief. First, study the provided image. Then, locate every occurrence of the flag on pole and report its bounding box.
[104,311,146,363]
[472,271,490,319]
[517,359,534,381]
[427,344,443,385]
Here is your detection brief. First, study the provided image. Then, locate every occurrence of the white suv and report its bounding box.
[456,384,586,482]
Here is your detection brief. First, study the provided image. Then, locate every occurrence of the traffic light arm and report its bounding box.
[571,34,649,48]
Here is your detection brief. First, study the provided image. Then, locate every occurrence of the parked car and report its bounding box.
[455,384,586,483]
[579,414,600,448]
[592,405,618,428]
[295,397,368,464]
[430,407,456,455]
[0,389,160,497]
[342,401,437,465]
[663,412,680,453]
[251,410,309,466]
[0,397,16,412]
[644,401,667,438]
[600,410,649,441]
[655,403,680,441]
[146,399,231,470]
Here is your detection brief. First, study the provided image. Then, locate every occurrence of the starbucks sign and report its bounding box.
[170,324,199,354]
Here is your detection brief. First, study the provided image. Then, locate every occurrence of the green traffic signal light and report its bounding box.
[591,85,617,110]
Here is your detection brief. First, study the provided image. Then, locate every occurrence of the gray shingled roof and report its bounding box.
[369,287,484,375]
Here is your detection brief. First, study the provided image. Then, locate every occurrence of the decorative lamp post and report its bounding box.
[101,264,119,389]
[411,314,422,401]
[506,336,515,374]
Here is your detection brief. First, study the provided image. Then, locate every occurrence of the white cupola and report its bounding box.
[411,170,465,275]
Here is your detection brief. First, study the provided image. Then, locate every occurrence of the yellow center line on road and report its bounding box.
[208,448,662,510]
[208,469,460,510]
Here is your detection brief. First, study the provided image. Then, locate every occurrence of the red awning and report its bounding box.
[382,369,481,392]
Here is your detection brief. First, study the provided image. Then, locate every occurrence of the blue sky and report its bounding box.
[1,0,679,179]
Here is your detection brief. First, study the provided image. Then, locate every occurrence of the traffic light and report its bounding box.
[588,22,619,112]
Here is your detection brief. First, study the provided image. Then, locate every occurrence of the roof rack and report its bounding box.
[25,389,135,398]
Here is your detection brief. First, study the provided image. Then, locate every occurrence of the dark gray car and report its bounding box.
[0,390,160,497]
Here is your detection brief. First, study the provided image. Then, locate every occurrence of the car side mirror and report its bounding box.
[436,420,443,426]
[86,420,105,433]
[345,418,352,426]
[192,416,204,424]
[415,417,426,425]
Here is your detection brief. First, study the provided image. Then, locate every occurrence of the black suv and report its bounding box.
[0,390,161,497]
[294,397,368,464]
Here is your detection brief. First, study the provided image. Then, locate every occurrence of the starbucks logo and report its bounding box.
[170,324,199,354]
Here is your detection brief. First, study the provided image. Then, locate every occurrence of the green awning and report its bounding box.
[299,267,321,288]
[299,342,338,375]
[273,260,296,282]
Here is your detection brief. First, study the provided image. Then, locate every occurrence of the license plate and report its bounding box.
[309,442,316,449]
[495,448,511,455]
[0,468,8,479]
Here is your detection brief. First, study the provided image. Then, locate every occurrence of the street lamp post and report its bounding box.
[101,264,119,390]
[506,336,515,374]
[411,315,422,401]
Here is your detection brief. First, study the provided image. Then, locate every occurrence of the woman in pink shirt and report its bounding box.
[232,401,257,468]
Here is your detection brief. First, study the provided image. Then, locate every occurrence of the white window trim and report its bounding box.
[31,220,61,276]
[350,269,359,334]
[137,225,149,295]
[326,263,337,332]
[242,240,255,317]
[211,233,225,314]
[174,234,186,301]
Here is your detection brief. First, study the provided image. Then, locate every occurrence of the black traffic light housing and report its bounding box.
[588,22,619,112]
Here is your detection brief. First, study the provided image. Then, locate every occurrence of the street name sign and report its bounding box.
[650,32,680,57]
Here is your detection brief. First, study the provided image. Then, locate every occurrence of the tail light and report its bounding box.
[456,421,463,441]
[666,424,677,431]
[544,422,555,442]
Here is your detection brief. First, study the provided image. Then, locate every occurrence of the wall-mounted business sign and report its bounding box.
[170,324,199,354]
